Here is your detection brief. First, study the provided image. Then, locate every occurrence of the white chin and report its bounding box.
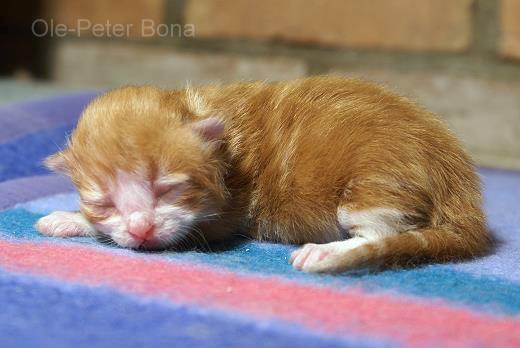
[117,240,143,249]
[108,234,143,249]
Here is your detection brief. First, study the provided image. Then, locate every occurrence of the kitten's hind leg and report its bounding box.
[36,211,96,238]
[290,207,414,273]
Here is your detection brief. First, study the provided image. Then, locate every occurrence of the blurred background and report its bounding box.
[1,0,519,169]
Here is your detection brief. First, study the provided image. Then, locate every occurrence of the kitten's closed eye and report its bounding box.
[87,198,114,209]
[154,173,190,199]
[82,199,116,215]
[80,191,116,218]
[80,190,115,216]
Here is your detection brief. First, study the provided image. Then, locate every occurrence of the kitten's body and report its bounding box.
[37,76,490,272]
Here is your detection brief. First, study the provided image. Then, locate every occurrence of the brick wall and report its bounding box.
[45,0,165,38]
[501,0,520,59]
[27,0,520,168]
[185,0,473,52]
[42,0,520,55]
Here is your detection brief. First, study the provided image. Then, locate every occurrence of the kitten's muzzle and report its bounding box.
[126,211,155,242]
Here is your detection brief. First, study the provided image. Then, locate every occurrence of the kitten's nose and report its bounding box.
[127,212,154,241]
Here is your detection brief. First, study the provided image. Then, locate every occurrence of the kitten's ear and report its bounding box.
[44,151,69,174]
[190,117,225,142]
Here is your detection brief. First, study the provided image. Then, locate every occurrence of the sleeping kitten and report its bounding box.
[36,76,490,272]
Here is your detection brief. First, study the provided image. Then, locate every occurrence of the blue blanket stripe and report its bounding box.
[0,93,95,143]
[0,125,74,182]
[0,270,384,348]
[2,207,519,317]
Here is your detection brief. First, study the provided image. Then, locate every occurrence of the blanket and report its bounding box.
[0,92,518,347]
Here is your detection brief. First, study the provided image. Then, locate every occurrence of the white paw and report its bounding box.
[290,243,340,273]
[289,238,371,273]
[35,211,95,237]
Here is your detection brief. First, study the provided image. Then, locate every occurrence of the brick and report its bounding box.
[51,40,307,88]
[500,0,520,59]
[330,68,520,169]
[44,0,164,38]
[185,0,473,52]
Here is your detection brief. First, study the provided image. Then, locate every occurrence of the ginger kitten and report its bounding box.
[36,76,490,272]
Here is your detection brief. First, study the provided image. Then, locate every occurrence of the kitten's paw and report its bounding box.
[35,211,94,237]
[290,238,372,273]
[290,243,339,273]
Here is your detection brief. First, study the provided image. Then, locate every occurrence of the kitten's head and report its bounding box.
[46,86,227,249]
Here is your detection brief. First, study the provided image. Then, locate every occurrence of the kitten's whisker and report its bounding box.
[232,233,254,241]
[190,227,212,252]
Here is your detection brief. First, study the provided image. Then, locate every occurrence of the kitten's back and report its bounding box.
[199,76,489,270]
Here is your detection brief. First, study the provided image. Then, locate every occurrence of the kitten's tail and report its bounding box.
[335,218,491,271]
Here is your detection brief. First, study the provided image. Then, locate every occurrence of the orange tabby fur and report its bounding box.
[44,76,490,272]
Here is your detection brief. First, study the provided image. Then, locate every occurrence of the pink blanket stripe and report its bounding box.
[0,238,518,347]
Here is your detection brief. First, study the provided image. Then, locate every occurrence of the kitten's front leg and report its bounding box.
[36,211,96,237]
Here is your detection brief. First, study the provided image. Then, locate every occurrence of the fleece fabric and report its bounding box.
[0,93,518,347]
